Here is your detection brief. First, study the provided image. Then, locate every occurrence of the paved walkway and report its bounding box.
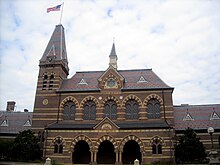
[0,162,43,165]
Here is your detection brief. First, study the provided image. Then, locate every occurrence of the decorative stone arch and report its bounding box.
[42,72,55,78]
[149,136,165,146]
[70,134,93,151]
[143,94,163,107]
[120,135,144,152]
[122,95,142,108]
[80,95,100,108]
[51,136,66,151]
[60,96,80,109]
[95,135,118,152]
[101,96,120,108]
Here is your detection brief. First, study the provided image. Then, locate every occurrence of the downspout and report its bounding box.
[43,129,48,158]
[57,93,61,123]
[162,90,166,120]
[162,90,173,163]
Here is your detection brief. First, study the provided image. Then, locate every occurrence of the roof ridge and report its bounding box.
[76,71,104,73]
[174,104,220,107]
[118,68,152,72]
[75,68,153,73]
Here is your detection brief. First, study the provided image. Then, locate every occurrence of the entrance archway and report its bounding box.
[97,140,116,164]
[72,140,90,164]
[122,140,141,164]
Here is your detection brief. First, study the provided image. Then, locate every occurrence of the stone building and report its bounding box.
[0,101,32,140]
[32,24,220,164]
[32,24,175,164]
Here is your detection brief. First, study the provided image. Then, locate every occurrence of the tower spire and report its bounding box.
[40,24,69,74]
[109,42,118,69]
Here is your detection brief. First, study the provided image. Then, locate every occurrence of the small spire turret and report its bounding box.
[109,42,118,69]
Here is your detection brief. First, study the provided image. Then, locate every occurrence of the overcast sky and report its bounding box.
[0,0,220,111]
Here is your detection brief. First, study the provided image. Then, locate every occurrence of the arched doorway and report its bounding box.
[97,140,116,164]
[72,140,90,164]
[122,140,141,164]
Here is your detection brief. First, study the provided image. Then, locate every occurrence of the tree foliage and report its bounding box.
[175,128,207,163]
[0,130,41,161]
[0,140,13,159]
[11,129,41,161]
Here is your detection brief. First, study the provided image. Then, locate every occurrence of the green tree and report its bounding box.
[0,140,13,160]
[175,128,207,163]
[11,129,41,161]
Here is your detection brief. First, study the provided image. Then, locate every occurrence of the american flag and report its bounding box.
[47,4,62,13]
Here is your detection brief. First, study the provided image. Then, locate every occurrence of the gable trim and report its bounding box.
[210,111,220,120]
[183,112,194,121]
[93,117,120,130]
[137,76,147,83]
[1,119,8,127]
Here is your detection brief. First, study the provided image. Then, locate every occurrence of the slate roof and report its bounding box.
[40,24,67,61]
[58,69,172,92]
[0,111,32,135]
[46,120,170,130]
[39,24,69,73]
[174,104,220,130]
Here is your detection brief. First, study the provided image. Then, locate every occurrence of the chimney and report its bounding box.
[6,101,16,112]
[24,109,28,112]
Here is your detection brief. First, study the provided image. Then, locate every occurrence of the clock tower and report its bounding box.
[32,24,69,134]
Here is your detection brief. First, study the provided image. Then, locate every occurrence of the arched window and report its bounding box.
[54,137,63,154]
[147,99,161,119]
[42,74,48,90]
[125,99,139,119]
[152,137,162,154]
[49,74,54,90]
[63,101,76,120]
[104,100,117,120]
[83,100,96,120]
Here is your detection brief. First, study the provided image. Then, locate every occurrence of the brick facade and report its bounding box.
[31,24,219,164]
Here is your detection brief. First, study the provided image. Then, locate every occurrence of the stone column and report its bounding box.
[90,151,93,163]
[141,152,144,163]
[70,151,73,164]
[94,151,97,163]
[115,151,118,163]
[119,151,122,163]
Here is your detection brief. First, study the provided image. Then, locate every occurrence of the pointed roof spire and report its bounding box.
[109,42,118,69]
[40,24,69,72]
[110,42,117,57]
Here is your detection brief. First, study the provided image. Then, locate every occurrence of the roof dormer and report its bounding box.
[98,66,124,90]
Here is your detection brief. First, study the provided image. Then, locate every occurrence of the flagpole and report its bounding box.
[59,2,64,25]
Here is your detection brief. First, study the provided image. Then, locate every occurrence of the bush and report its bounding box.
[0,140,14,160]
[175,128,207,163]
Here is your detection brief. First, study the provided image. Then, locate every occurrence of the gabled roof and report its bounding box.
[174,104,220,130]
[93,117,120,130]
[57,69,172,92]
[0,111,32,134]
[98,66,124,82]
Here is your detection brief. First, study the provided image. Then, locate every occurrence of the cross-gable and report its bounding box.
[93,117,120,130]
